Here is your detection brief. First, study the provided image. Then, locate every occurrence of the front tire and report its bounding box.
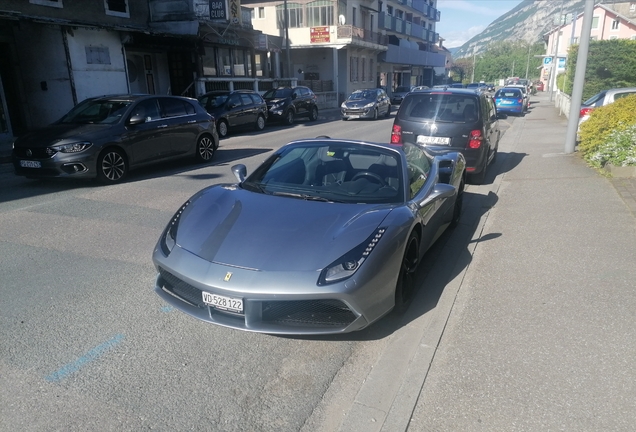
[195,134,216,163]
[309,106,318,121]
[284,109,295,125]
[394,231,420,314]
[254,114,266,131]
[217,120,229,138]
[96,148,127,184]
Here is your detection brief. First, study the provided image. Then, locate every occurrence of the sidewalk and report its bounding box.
[405,93,636,430]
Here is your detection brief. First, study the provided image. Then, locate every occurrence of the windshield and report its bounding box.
[348,91,374,100]
[242,141,404,204]
[60,99,132,124]
[495,89,522,98]
[398,93,480,123]
[583,91,606,106]
[263,88,291,99]
[201,94,228,108]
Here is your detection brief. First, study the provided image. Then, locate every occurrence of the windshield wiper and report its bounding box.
[242,181,266,193]
[272,191,344,203]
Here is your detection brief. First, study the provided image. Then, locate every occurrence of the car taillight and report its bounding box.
[518,99,523,104]
[468,130,483,149]
[579,107,594,118]
[390,124,402,145]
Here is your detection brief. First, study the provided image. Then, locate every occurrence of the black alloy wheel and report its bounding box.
[284,109,295,125]
[394,231,420,313]
[309,106,318,121]
[97,148,127,184]
[195,134,216,162]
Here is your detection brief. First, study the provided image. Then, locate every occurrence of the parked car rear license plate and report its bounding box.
[202,291,243,314]
[20,160,42,168]
[417,136,451,145]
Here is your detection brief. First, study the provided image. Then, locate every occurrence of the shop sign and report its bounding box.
[310,27,330,43]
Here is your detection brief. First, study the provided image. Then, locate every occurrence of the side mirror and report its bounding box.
[128,114,145,125]
[231,164,247,182]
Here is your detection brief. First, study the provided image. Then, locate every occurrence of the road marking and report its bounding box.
[45,334,125,382]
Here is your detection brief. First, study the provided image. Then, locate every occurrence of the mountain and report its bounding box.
[452,0,588,59]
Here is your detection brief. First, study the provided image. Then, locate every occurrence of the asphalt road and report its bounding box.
[0,111,514,431]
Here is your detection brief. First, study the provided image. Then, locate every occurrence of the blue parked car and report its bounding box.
[494,88,525,116]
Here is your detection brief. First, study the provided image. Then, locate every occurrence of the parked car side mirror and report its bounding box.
[128,114,146,125]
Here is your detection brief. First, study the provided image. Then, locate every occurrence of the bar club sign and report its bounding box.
[310,27,330,43]
[210,0,241,23]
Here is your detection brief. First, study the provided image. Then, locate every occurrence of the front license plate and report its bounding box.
[20,160,42,168]
[202,291,243,314]
[417,136,451,145]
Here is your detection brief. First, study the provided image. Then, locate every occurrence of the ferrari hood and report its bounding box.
[175,185,394,271]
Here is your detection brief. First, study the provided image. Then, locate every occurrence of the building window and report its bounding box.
[104,0,129,18]
[387,6,393,15]
[352,7,357,26]
[572,36,579,44]
[276,3,303,28]
[308,1,334,26]
[85,46,111,65]
[361,58,366,82]
[631,3,636,12]
[611,19,619,30]
[590,36,598,41]
[591,16,599,29]
[632,35,636,40]
[609,35,618,40]
[30,0,63,7]
[251,7,265,19]
[350,56,358,82]
[369,59,374,83]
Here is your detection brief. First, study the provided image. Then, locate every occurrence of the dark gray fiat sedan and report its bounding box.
[152,137,466,335]
[12,94,218,184]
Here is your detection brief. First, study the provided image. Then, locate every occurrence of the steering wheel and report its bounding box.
[351,171,387,187]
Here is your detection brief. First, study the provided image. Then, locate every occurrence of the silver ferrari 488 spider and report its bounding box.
[152,137,466,335]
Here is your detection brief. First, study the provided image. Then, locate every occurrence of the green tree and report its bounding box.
[564,39,636,100]
[465,41,543,84]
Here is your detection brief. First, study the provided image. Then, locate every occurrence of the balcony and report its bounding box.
[380,43,446,67]
[337,25,388,47]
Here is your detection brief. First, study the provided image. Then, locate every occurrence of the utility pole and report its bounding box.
[549,0,565,102]
[525,44,531,79]
[471,51,476,82]
[511,60,515,77]
[565,0,594,153]
[284,0,291,79]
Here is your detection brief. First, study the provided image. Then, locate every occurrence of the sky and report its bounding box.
[436,0,524,48]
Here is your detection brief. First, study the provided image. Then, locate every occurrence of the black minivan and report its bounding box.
[390,88,505,184]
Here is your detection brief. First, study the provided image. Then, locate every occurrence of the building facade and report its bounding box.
[542,2,636,90]
[243,0,445,103]
[0,0,276,143]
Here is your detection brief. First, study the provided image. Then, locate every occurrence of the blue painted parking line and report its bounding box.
[45,334,125,382]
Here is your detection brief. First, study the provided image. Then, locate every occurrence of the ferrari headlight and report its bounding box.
[50,142,92,153]
[160,200,190,256]
[319,227,387,285]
